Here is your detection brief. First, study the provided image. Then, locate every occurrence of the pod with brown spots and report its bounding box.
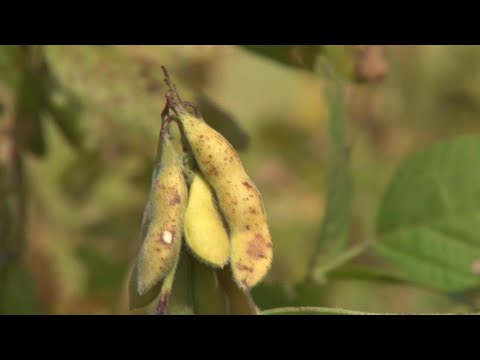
[169,99,272,291]
[134,128,188,296]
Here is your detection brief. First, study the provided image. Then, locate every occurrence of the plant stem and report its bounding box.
[328,265,410,285]
[311,240,373,282]
[306,56,353,280]
[261,306,381,315]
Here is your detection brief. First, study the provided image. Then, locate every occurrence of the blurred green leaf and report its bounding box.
[2,262,41,314]
[15,69,48,157]
[45,87,85,149]
[196,93,249,151]
[310,75,353,281]
[375,135,480,292]
[76,246,126,293]
[59,151,102,203]
[320,46,354,80]
[261,306,376,315]
[241,45,322,71]
[0,45,23,89]
[0,194,12,253]
[251,282,292,310]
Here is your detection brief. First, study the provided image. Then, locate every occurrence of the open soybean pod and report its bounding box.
[168,91,272,291]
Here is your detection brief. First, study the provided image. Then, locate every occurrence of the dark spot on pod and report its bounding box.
[243,181,253,189]
[209,154,212,158]
[209,167,219,176]
[236,262,254,272]
[155,248,161,252]
[266,242,273,249]
[169,191,181,205]
[247,234,267,259]
[245,225,250,230]
[249,207,257,215]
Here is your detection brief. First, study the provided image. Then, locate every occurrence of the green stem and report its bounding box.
[307,55,353,279]
[261,306,471,315]
[328,265,410,285]
[311,240,373,282]
[261,306,380,315]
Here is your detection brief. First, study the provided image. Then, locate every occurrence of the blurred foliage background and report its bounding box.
[1,45,480,314]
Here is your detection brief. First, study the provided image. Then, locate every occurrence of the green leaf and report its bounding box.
[310,75,353,280]
[241,45,322,71]
[45,87,85,149]
[261,306,377,315]
[375,135,480,292]
[320,46,354,80]
[195,93,249,151]
[15,67,48,157]
[76,246,126,293]
[0,45,23,89]
[1,263,41,314]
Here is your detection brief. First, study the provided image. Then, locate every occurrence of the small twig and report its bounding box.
[161,66,184,114]
[161,65,176,92]
[160,115,174,139]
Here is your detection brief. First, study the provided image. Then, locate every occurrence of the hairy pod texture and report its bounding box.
[172,104,273,290]
[135,132,188,296]
[128,263,162,310]
[184,173,230,267]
